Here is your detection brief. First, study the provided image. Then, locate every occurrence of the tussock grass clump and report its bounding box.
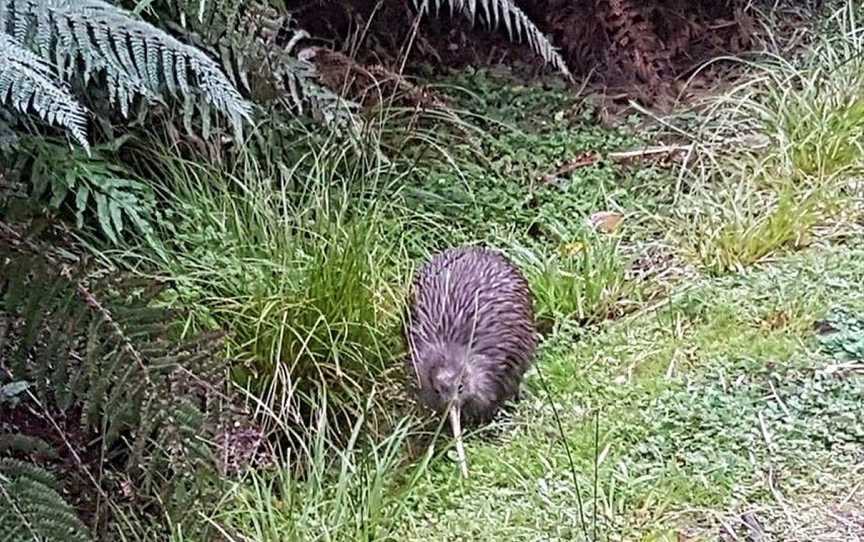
[673,180,838,275]
[207,395,428,542]
[509,222,634,329]
[746,3,864,180]
[669,1,864,274]
[691,2,864,181]
[121,149,406,431]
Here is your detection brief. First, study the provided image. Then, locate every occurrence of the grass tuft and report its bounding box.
[116,147,407,432]
[665,3,864,275]
[672,179,839,275]
[510,222,635,329]
[198,393,432,542]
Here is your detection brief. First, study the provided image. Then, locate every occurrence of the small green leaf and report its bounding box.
[109,199,124,237]
[125,205,152,235]
[75,186,90,228]
[94,192,118,244]
[65,168,78,190]
[49,175,70,208]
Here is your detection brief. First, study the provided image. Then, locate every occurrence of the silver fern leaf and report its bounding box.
[414,0,571,79]
[166,0,355,126]
[0,0,253,140]
[0,33,89,149]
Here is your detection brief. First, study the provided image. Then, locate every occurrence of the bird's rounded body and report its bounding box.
[404,246,538,423]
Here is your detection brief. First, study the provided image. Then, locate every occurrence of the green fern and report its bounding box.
[0,114,16,150]
[155,0,357,126]
[22,138,158,245]
[0,0,253,147]
[0,220,250,538]
[0,34,90,149]
[0,459,94,542]
[0,433,57,458]
[414,0,571,79]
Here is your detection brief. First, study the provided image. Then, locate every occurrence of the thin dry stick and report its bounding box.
[537,152,600,184]
[840,478,863,507]
[768,379,792,418]
[607,144,695,162]
[767,465,795,524]
[717,514,741,541]
[757,411,773,452]
[755,415,796,527]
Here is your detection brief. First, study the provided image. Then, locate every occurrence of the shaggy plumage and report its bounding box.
[404,246,538,425]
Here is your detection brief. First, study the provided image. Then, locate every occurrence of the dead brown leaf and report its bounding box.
[587,210,625,233]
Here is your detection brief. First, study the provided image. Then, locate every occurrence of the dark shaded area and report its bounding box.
[287,0,815,106]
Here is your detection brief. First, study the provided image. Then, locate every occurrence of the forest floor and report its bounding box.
[381,67,864,541]
[131,6,864,541]
[5,3,864,542]
[396,248,864,542]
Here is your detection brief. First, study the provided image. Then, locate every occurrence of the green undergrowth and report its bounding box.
[164,25,864,537]
[509,225,637,330]
[106,151,413,433]
[391,241,864,541]
[92,66,660,438]
[206,394,430,542]
[667,2,864,275]
[397,69,669,251]
[29,4,864,538]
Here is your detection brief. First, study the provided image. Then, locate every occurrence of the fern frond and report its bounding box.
[23,139,159,245]
[414,0,571,79]
[1,220,252,535]
[0,110,17,149]
[0,458,59,491]
[0,34,89,149]
[0,434,58,458]
[162,0,356,126]
[0,0,253,139]
[0,459,94,542]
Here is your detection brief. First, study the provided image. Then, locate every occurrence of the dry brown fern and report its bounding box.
[299,46,450,110]
[285,0,803,108]
[595,0,674,99]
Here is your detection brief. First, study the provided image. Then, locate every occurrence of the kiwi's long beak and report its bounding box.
[448,405,469,478]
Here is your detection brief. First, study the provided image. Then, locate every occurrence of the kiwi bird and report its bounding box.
[404,246,538,476]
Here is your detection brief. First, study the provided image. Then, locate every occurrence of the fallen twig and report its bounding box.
[536,152,600,184]
[758,411,773,453]
[840,478,862,507]
[766,465,795,524]
[817,362,864,377]
[608,144,694,162]
[768,379,792,419]
[607,134,771,165]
